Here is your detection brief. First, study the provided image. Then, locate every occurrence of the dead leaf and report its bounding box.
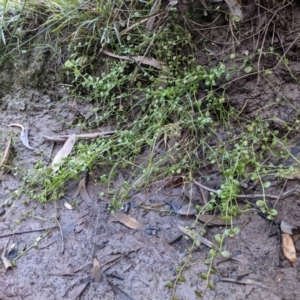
[282,233,297,263]
[1,255,12,270]
[63,200,73,210]
[78,177,95,208]
[20,127,34,150]
[225,0,243,21]
[7,124,34,150]
[178,224,216,249]
[174,204,197,215]
[112,212,145,230]
[285,172,300,180]
[199,0,208,9]
[7,243,18,259]
[281,220,300,235]
[242,50,249,56]
[146,0,161,31]
[52,134,76,172]
[91,258,102,283]
[1,240,12,270]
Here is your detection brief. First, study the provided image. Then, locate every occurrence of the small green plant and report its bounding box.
[2,0,300,298]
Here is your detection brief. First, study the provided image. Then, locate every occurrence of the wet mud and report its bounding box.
[2,2,300,300]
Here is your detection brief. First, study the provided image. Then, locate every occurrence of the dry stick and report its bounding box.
[54,195,64,254]
[256,2,292,75]
[102,248,142,273]
[43,131,115,142]
[275,33,300,69]
[273,179,288,209]
[91,206,101,258]
[54,213,64,254]
[193,180,299,200]
[196,181,208,204]
[237,99,248,116]
[260,179,288,253]
[0,225,58,238]
[88,206,101,300]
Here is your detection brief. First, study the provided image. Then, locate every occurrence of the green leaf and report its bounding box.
[264,70,273,76]
[256,200,265,207]
[232,15,241,22]
[178,275,186,282]
[214,234,222,244]
[232,227,241,234]
[208,282,215,290]
[263,181,271,188]
[194,239,201,247]
[166,282,174,289]
[194,290,202,298]
[244,66,253,73]
[269,209,278,216]
[220,215,231,221]
[221,250,231,258]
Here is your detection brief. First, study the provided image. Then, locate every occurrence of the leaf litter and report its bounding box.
[51,134,76,172]
[78,175,97,208]
[7,124,34,150]
[111,212,145,230]
[178,224,217,249]
[91,258,102,283]
[1,240,13,270]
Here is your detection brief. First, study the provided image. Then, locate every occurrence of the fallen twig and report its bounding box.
[102,50,168,70]
[102,248,142,273]
[0,225,58,238]
[218,276,269,288]
[0,139,12,181]
[54,214,64,254]
[40,211,89,249]
[194,180,299,200]
[0,139,11,168]
[43,131,115,142]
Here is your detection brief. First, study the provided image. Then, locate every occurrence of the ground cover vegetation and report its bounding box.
[1,0,300,297]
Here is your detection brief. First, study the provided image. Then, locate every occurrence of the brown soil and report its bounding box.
[1,1,300,300]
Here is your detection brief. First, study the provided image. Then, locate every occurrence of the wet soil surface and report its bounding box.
[2,2,300,300]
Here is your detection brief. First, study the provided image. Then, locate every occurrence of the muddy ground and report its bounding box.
[2,1,300,300]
